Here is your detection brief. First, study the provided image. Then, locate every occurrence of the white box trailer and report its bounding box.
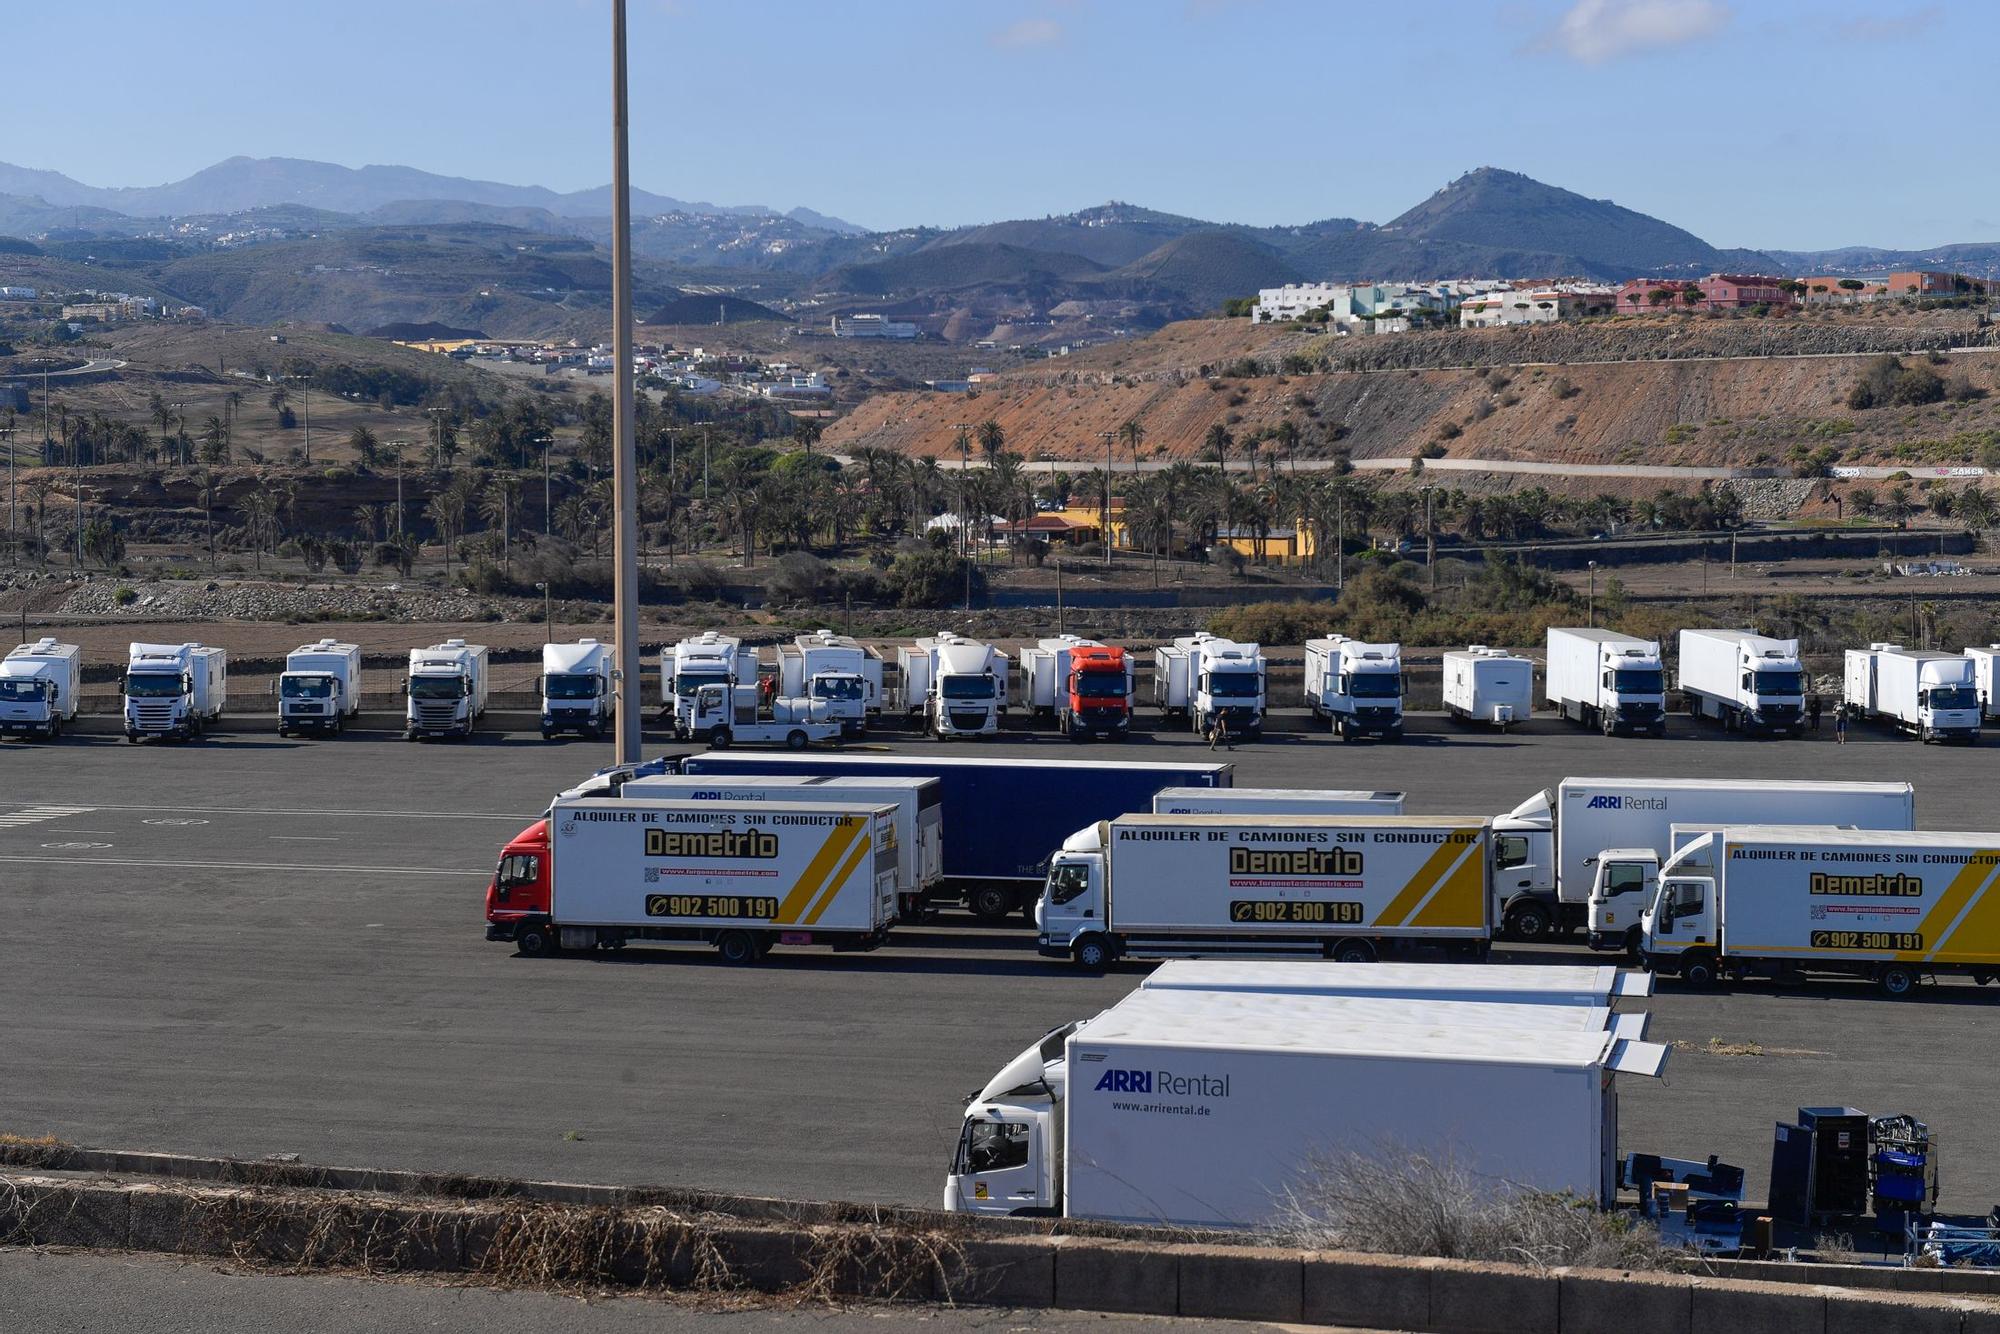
[1037,814,1491,968]
[124,642,226,741]
[1677,629,1806,737]
[943,987,1668,1226]
[279,638,362,737]
[1964,645,2000,721]
[1154,634,1266,736]
[1150,787,1405,817]
[1442,646,1532,728]
[777,631,883,738]
[1544,628,1666,737]
[1138,958,1654,1006]
[1303,636,1404,740]
[619,773,943,918]
[1844,644,1980,744]
[1643,825,2000,996]
[0,638,81,740]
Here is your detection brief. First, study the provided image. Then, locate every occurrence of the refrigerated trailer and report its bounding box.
[1544,628,1665,736]
[1303,636,1403,740]
[1845,644,1980,744]
[1149,787,1404,817]
[1678,629,1806,737]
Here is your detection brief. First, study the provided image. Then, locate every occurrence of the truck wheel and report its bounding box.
[785,729,809,750]
[1072,933,1112,970]
[1502,900,1554,943]
[1329,938,1377,964]
[715,930,760,965]
[1877,964,1919,998]
[516,922,560,958]
[969,885,1015,924]
[708,728,732,749]
[1679,951,1719,988]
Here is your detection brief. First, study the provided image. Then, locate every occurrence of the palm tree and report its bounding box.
[236,487,278,571]
[1204,423,1233,470]
[480,473,523,569]
[427,489,466,571]
[353,503,384,545]
[223,390,243,450]
[189,467,219,565]
[25,475,55,565]
[200,416,229,464]
[1118,419,1146,467]
[975,419,1005,467]
[349,425,381,468]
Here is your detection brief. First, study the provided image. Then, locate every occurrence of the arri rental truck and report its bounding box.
[1490,777,1915,948]
[1678,629,1807,737]
[945,982,1666,1226]
[540,638,613,740]
[1442,646,1532,729]
[1154,633,1266,737]
[278,639,362,738]
[1303,636,1404,741]
[1545,628,1666,737]
[898,633,1008,738]
[485,798,900,963]
[0,638,81,740]
[1641,826,2000,997]
[1037,814,1493,968]
[1845,644,1981,745]
[776,630,882,739]
[405,639,489,740]
[1018,636,1133,740]
[124,642,227,742]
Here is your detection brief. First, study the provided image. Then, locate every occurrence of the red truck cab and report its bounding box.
[1061,645,1132,740]
[484,818,557,954]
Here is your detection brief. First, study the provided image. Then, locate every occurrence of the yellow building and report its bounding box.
[1047,499,1319,564]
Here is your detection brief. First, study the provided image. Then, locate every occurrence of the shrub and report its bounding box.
[1848,355,1945,409]
[1417,441,1446,459]
[764,552,838,605]
[1550,376,1579,400]
[885,544,982,608]
[1207,600,1329,644]
[114,587,138,606]
[1435,420,1462,440]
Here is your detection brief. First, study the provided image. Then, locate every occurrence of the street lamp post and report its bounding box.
[536,581,554,640]
[533,435,555,535]
[388,441,410,535]
[1587,559,1598,628]
[1099,430,1116,569]
[951,422,969,560]
[1422,485,1436,590]
[0,425,14,564]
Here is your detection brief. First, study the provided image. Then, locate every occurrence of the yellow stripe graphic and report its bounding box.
[1895,853,2000,962]
[774,817,866,924]
[804,837,874,925]
[1377,830,1482,927]
[1911,852,2000,962]
[1408,837,1488,929]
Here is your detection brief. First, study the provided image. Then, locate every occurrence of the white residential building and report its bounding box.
[831,313,917,339]
[0,287,37,300]
[1458,284,1619,329]
[1253,278,1513,330]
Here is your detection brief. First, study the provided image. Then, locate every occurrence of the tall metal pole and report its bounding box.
[1100,430,1115,569]
[609,0,642,764]
[2,426,13,564]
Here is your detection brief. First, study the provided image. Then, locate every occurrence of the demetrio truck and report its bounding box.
[1545,628,1665,736]
[485,798,900,963]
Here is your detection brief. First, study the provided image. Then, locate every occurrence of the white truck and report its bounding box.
[687,683,843,749]
[1018,635,1134,738]
[1641,825,2000,996]
[278,638,361,738]
[663,632,757,736]
[1845,644,1980,745]
[1442,646,1532,729]
[1677,629,1807,737]
[1150,787,1405,817]
[1138,958,1654,1006]
[1153,633,1266,737]
[485,797,900,963]
[0,638,81,741]
[1963,644,2000,722]
[1490,776,1916,948]
[540,638,613,740]
[897,633,1007,738]
[405,639,489,740]
[944,985,1667,1225]
[1544,628,1666,737]
[776,630,882,738]
[620,773,943,919]
[123,642,227,742]
[1303,636,1403,741]
[1037,814,1492,968]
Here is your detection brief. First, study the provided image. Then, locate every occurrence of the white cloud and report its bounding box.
[1538,0,1730,63]
[989,17,1064,49]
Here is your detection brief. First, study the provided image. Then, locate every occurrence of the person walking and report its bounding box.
[1209,712,1232,752]
[1809,693,1823,733]
[1834,708,1847,745]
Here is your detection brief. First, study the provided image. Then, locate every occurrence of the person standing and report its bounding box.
[1834,708,1847,745]
[1809,693,1823,733]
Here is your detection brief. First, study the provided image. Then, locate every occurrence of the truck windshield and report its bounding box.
[1345,671,1401,699]
[1205,671,1260,698]
[281,676,334,699]
[675,671,728,697]
[1754,671,1804,697]
[956,1120,1030,1174]
[0,679,44,701]
[1046,862,1091,905]
[124,672,184,698]
[812,676,865,701]
[941,674,995,700]
[1073,672,1125,699]
[544,673,600,699]
[1613,669,1663,694]
[410,676,468,700]
[1929,685,1977,710]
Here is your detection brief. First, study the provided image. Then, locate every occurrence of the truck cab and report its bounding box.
[1190,635,1265,737]
[1581,847,1662,953]
[1639,862,1721,987]
[780,631,880,738]
[907,634,1006,738]
[1034,829,1108,962]
[1597,648,1667,735]
[945,1023,1075,1216]
[665,632,752,737]
[540,639,611,740]
[125,642,222,742]
[1305,636,1402,741]
[405,640,487,740]
[0,638,79,740]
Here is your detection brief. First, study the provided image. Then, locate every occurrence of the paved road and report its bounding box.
[1,726,1996,1216]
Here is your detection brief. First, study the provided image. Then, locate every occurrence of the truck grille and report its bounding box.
[415,703,461,727]
[1620,703,1662,719]
[1358,706,1397,720]
[287,703,325,716]
[130,702,179,730]
[947,710,988,731]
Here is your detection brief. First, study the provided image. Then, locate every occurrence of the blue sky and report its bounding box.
[2,0,1991,249]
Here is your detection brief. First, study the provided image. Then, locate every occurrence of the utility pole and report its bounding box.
[952,422,969,560]
[425,407,449,470]
[0,425,12,564]
[389,443,409,535]
[609,0,642,765]
[1099,429,1116,569]
[534,434,555,534]
[1055,557,1064,635]
[1335,489,1345,596]
[1587,559,1598,628]
[284,374,312,464]
[1422,485,1436,591]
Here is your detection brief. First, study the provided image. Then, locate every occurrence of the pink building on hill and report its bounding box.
[1615,274,1796,314]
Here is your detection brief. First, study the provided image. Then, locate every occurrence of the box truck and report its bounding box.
[1678,629,1806,737]
[484,798,900,963]
[539,639,612,740]
[0,638,81,740]
[1138,958,1654,1006]
[897,633,1007,738]
[1963,645,2000,722]
[1544,628,1666,737]
[776,630,882,738]
[1490,777,1916,948]
[278,638,361,738]
[1154,633,1266,737]
[1442,646,1532,729]
[124,642,226,742]
[656,752,1231,922]
[1641,826,2000,996]
[405,639,488,740]
[1018,636,1133,740]
[1303,636,1403,740]
[620,773,942,918]
[1845,644,1980,744]
[1036,814,1493,968]
[944,986,1667,1225]
[663,632,756,736]
[1150,787,1405,817]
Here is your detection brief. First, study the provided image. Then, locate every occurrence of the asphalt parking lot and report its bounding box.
[2,719,1996,1213]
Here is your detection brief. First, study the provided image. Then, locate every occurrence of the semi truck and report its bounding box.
[660,752,1232,922]
[1018,636,1133,740]
[1303,636,1403,741]
[663,632,756,736]
[124,642,227,742]
[1149,787,1405,817]
[1489,777,1916,947]
[540,639,613,740]
[1137,958,1654,1005]
[1641,825,2000,996]
[0,638,81,740]
[944,985,1667,1225]
[484,798,900,963]
[1963,644,2000,722]
[897,633,1007,738]
[1154,633,1266,737]
[1442,646,1532,729]
[405,639,488,740]
[278,638,361,738]
[621,773,943,919]
[1036,814,1493,968]
[1544,628,1666,737]
[775,630,881,738]
[1844,644,1980,744]
[1677,629,1806,737]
